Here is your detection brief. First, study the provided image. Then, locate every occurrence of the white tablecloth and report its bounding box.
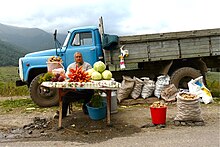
[41,80,121,90]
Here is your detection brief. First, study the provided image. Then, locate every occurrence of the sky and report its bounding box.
[0,0,220,36]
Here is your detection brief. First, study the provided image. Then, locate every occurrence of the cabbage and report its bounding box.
[102,70,112,80]
[86,68,95,76]
[91,71,102,80]
[93,61,106,73]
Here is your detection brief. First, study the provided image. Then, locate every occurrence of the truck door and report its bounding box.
[65,31,97,69]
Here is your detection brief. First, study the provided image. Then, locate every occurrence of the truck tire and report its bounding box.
[29,74,59,107]
[170,67,202,89]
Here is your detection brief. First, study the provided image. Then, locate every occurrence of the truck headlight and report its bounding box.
[19,58,24,81]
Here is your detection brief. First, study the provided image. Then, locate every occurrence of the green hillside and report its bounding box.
[0,39,26,66]
[0,23,54,51]
[0,23,66,52]
[0,23,66,66]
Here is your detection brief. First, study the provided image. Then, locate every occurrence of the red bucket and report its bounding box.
[150,106,167,125]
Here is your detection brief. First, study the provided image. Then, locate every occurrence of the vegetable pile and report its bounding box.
[179,92,197,100]
[39,72,54,83]
[89,61,112,81]
[68,66,91,82]
[150,101,167,108]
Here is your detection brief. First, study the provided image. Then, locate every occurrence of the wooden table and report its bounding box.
[41,80,120,128]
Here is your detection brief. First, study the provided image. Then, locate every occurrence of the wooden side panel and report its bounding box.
[105,40,180,70]
[104,49,119,71]
[105,28,220,71]
[104,43,148,71]
[104,47,140,71]
[104,49,119,64]
[211,36,220,55]
[148,40,179,61]
[120,28,220,43]
[180,37,210,58]
[122,43,148,62]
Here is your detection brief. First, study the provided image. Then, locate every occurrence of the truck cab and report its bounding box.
[16,26,104,107]
[61,26,103,68]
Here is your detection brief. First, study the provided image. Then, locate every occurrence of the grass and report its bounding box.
[1,98,36,108]
[0,81,29,96]
[0,98,84,115]
[0,66,29,96]
[0,98,58,114]
[206,72,220,97]
[0,66,20,82]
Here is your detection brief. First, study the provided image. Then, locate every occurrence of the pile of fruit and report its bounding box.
[51,73,66,82]
[87,61,112,81]
[67,66,91,82]
[39,72,66,83]
[150,101,167,108]
[47,56,63,62]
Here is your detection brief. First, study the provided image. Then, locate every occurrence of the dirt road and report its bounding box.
[0,97,219,146]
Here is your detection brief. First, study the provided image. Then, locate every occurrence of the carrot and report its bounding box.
[68,66,91,82]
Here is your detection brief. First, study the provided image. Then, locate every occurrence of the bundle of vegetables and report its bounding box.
[39,72,66,83]
[88,61,112,81]
[68,66,91,82]
[39,72,54,83]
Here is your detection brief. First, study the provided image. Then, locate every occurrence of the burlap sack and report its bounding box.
[130,77,144,99]
[154,75,170,98]
[161,84,178,102]
[117,76,135,103]
[141,78,155,99]
[174,92,203,122]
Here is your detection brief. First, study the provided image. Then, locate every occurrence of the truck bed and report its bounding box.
[104,28,220,71]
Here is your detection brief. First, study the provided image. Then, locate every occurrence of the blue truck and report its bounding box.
[16,17,220,107]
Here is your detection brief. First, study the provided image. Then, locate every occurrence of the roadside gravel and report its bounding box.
[0,97,219,147]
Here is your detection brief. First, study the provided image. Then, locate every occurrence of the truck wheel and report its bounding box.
[170,67,202,89]
[29,74,59,107]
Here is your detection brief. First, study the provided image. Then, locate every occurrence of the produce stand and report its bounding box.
[41,80,120,128]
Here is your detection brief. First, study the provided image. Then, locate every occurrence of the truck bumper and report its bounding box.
[16,80,27,86]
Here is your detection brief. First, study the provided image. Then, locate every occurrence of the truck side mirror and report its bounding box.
[53,29,62,55]
[54,30,57,41]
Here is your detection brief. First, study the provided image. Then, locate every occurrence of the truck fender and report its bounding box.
[160,60,173,75]
[27,66,47,85]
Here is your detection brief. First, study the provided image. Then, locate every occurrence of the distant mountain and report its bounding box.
[0,23,67,66]
[0,39,27,66]
[0,23,66,52]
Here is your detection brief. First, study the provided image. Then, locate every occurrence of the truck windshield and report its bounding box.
[63,32,71,47]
